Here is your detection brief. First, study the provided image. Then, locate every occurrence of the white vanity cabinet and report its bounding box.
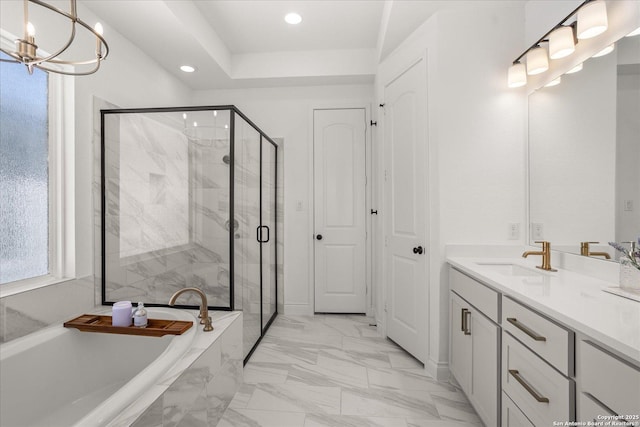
[449,268,500,427]
[578,340,640,424]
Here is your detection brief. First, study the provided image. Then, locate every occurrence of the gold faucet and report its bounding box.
[168,287,214,332]
[580,241,611,259]
[522,241,557,272]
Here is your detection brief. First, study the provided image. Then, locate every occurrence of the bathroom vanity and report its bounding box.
[447,258,640,427]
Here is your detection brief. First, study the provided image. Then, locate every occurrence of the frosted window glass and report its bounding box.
[0,53,49,284]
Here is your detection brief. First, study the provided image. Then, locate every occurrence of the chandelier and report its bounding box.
[0,0,109,76]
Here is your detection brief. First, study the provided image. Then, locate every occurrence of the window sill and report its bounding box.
[0,275,75,299]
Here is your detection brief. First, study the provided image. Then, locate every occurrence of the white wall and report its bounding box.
[192,85,374,314]
[376,3,527,378]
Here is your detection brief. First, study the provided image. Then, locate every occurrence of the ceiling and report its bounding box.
[81,0,522,91]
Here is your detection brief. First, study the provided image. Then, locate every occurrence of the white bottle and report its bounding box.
[133,302,148,328]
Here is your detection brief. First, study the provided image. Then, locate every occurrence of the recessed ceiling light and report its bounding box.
[180,65,196,73]
[284,12,302,25]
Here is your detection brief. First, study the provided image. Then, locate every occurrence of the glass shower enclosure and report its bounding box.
[100,106,277,362]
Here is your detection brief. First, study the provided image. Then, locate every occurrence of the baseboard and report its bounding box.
[283,304,312,316]
[426,358,450,381]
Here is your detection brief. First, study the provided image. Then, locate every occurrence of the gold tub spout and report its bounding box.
[522,241,557,272]
[168,287,214,332]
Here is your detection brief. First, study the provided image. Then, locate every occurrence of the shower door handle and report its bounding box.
[257,226,270,243]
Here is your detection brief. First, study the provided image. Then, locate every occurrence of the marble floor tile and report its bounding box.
[246,384,341,414]
[367,367,456,392]
[430,392,483,425]
[219,314,481,427]
[217,408,305,427]
[303,414,409,427]
[341,387,439,419]
[285,361,369,388]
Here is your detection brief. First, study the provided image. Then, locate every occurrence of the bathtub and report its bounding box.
[0,307,198,427]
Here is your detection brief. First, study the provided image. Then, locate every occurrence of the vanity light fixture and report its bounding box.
[180,65,196,73]
[566,63,583,74]
[507,62,527,88]
[0,0,109,75]
[591,43,615,58]
[577,0,608,39]
[544,77,561,87]
[284,12,302,25]
[507,0,609,88]
[549,25,576,59]
[526,46,549,75]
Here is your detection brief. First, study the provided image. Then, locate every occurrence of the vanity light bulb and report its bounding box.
[577,0,608,39]
[544,77,561,87]
[549,26,575,59]
[566,63,583,74]
[592,43,614,58]
[526,46,549,75]
[507,62,527,88]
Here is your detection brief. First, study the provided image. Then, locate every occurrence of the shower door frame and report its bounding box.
[100,105,278,333]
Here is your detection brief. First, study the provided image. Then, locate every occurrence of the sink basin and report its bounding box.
[475,262,543,277]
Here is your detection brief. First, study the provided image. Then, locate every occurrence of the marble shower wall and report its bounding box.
[101,110,231,308]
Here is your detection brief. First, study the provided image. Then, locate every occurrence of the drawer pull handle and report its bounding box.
[461,308,467,332]
[508,369,549,403]
[507,317,546,342]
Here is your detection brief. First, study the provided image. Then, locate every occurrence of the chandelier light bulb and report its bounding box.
[26,22,36,37]
[549,26,575,59]
[94,22,104,36]
[577,0,608,39]
[507,62,527,88]
[526,46,549,75]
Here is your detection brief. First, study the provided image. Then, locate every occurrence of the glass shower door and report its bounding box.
[234,114,262,359]
[261,139,277,331]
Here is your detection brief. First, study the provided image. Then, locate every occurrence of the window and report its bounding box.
[0,48,72,291]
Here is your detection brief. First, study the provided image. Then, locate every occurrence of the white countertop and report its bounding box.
[447,257,640,364]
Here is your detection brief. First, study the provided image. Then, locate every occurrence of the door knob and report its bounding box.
[413,246,424,254]
[316,234,323,240]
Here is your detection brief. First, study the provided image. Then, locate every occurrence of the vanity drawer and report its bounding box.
[580,340,640,416]
[450,267,499,322]
[503,296,573,375]
[578,392,615,423]
[503,333,573,426]
[502,392,535,427]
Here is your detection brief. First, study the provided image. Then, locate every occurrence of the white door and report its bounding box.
[384,59,428,362]
[314,108,367,313]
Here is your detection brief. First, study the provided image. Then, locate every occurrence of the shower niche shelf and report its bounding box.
[64,314,193,337]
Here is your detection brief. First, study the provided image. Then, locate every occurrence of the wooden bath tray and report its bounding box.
[64,314,193,337]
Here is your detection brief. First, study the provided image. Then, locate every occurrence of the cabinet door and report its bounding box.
[450,292,471,392]
[469,307,499,427]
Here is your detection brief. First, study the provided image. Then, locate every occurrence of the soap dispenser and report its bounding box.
[133,302,148,328]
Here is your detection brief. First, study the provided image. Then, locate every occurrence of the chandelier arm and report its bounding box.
[0,50,23,62]
[34,59,101,76]
[24,20,77,67]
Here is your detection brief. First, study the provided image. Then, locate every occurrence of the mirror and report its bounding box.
[529,34,640,260]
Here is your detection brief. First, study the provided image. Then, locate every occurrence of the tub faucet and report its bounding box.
[522,241,557,272]
[580,241,611,259]
[168,287,214,332]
